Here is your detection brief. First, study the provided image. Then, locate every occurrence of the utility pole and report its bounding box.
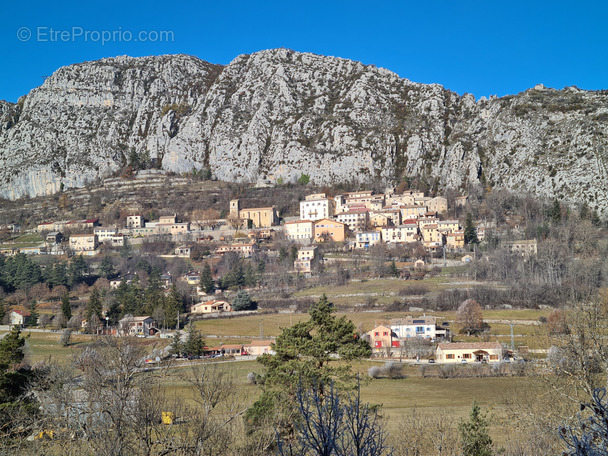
[260,318,264,339]
[510,322,515,353]
[177,311,180,330]
[443,244,447,267]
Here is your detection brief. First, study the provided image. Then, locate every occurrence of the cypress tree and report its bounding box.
[199,263,215,294]
[61,291,72,320]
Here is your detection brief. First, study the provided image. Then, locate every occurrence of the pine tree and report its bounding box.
[388,260,399,277]
[548,199,562,224]
[183,323,205,357]
[169,330,184,357]
[464,213,479,245]
[0,326,25,371]
[68,255,87,287]
[163,285,183,329]
[86,287,103,322]
[458,401,493,456]
[199,263,215,294]
[257,294,372,394]
[99,256,115,279]
[61,291,72,321]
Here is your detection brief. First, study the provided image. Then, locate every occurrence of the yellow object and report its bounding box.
[162,411,175,425]
[35,430,54,440]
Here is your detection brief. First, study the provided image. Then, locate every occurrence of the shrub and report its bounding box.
[382,362,404,379]
[368,366,381,378]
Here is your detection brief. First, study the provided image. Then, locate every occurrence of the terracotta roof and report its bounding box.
[437,342,502,350]
[221,344,243,350]
[246,340,275,346]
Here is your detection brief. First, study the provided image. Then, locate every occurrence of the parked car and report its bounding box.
[428,359,436,364]
[460,359,467,364]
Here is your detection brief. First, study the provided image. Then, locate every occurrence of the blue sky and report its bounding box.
[2,1,607,103]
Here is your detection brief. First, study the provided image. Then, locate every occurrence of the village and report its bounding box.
[0,185,542,365]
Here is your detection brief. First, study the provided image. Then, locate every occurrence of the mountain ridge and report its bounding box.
[1,49,607,213]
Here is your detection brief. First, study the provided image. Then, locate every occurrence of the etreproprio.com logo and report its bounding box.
[17,26,174,45]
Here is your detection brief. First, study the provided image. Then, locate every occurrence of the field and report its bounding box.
[13,323,556,451]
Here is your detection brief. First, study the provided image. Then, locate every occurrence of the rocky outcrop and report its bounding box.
[1,49,607,213]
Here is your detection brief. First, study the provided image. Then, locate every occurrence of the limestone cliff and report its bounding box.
[1,49,607,213]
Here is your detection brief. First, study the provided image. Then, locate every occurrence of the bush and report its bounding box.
[382,362,404,379]
[368,366,381,378]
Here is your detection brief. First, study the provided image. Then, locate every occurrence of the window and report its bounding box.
[374,332,379,337]
[490,355,498,360]
[446,354,454,359]
[383,331,388,336]
[463,353,471,359]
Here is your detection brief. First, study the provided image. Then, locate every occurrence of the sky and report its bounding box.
[2,1,607,103]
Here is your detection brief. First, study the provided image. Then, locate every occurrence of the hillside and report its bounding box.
[1,49,607,213]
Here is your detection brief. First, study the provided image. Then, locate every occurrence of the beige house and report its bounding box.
[126,215,144,228]
[230,199,279,228]
[437,220,460,233]
[244,340,275,356]
[294,246,320,274]
[435,342,503,363]
[400,205,428,220]
[336,210,369,232]
[367,325,397,355]
[285,220,315,243]
[157,222,190,236]
[191,299,232,314]
[69,234,98,252]
[119,316,157,336]
[370,209,401,227]
[314,219,347,242]
[159,214,178,224]
[428,196,448,214]
[446,231,465,250]
[420,224,443,244]
[215,242,258,258]
[382,222,419,244]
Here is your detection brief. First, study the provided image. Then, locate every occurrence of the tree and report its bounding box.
[548,198,562,224]
[170,330,184,357]
[560,387,608,456]
[277,380,393,456]
[68,255,87,287]
[257,294,371,394]
[60,329,72,347]
[120,237,132,259]
[0,326,25,371]
[458,401,493,456]
[86,287,103,323]
[232,290,255,311]
[184,323,205,357]
[464,213,479,245]
[199,262,215,294]
[163,284,183,329]
[297,174,311,185]
[388,260,399,278]
[61,291,72,321]
[99,256,115,279]
[456,299,485,336]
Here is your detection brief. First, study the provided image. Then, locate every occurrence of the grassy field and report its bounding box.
[194,307,552,350]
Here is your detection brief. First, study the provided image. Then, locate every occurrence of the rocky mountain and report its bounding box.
[1,49,607,213]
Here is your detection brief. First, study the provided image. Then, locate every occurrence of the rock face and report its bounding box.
[1,49,607,213]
